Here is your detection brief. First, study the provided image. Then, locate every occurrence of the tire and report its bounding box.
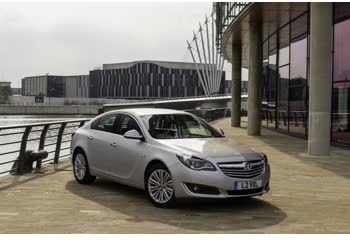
[145,163,176,208]
[73,150,96,185]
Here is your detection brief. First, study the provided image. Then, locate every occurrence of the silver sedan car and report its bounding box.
[71,108,270,208]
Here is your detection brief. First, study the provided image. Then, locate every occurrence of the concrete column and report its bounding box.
[308,3,333,156]
[247,21,263,136]
[231,43,242,127]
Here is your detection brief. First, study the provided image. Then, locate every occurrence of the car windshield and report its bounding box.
[141,114,223,139]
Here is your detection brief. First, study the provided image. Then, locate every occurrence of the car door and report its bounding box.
[110,113,145,180]
[87,113,120,175]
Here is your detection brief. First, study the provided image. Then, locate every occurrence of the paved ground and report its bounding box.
[0,117,349,233]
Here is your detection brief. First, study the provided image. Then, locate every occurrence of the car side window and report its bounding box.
[116,114,142,135]
[90,118,100,130]
[91,114,117,133]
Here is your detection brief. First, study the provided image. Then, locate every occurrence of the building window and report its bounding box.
[267,33,278,129]
[278,24,290,67]
[289,36,308,136]
[277,65,289,132]
[332,3,350,144]
[262,40,269,127]
[261,10,309,137]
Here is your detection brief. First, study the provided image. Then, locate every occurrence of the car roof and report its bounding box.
[108,108,190,116]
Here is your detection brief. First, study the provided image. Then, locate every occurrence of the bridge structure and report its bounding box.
[183,11,226,96]
[103,94,231,112]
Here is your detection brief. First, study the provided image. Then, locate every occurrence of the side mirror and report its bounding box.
[216,128,225,136]
[124,129,144,141]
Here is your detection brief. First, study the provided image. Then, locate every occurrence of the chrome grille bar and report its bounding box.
[218,160,265,179]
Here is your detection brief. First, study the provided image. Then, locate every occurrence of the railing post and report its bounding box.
[36,124,50,169]
[54,123,67,164]
[14,126,32,174]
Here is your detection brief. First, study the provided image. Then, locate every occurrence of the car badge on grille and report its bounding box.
[243,162,252,171]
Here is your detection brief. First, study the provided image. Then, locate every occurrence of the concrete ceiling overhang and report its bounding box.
[221,2,309,68]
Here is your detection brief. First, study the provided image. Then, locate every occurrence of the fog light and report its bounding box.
[185,183,220,195]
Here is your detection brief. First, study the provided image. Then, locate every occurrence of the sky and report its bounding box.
[0,2,230,88]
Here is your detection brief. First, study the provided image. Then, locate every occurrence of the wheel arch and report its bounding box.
[144,159,169,182]
[72,146,86,163]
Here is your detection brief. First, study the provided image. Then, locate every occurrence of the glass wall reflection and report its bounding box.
[277,66,289,131]
[333,6,350,144]
[267,33,277,129]
[261,11,309,137]
[259,3,350,146]
[262,40,269,127]
[289,36,308,136]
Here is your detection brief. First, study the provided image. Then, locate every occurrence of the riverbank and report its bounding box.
[0,105,99,115]
[0,115,92,126]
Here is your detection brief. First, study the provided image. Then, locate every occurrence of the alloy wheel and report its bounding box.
[147,169,174,204]
[74,153,86,180]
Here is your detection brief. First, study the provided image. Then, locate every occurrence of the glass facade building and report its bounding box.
[216,2,350,147]
[260,3,350,145]
[333,3,350,144]
[89,61,226,99]
[22,75,90,98]
[261,10,309,137]
[22,61,228,99]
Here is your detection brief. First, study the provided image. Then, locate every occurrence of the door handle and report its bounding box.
[110,142,118,147]
[88,135,94,140]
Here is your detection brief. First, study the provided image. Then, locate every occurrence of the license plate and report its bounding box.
[234,180,262,190]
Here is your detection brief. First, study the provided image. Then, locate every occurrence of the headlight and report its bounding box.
[176,154,216,171]
[261,152,268,164]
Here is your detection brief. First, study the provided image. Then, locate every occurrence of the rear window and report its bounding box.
[90,114,117,133]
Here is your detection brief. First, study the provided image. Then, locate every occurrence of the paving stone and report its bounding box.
[0,117,349,233]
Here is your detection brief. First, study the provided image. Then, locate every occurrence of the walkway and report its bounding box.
[0,117,349,233]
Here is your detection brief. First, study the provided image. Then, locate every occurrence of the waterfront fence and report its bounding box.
[0,119,89,175]
[0,107,232,176]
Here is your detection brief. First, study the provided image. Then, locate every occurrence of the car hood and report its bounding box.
[157,137,261,163]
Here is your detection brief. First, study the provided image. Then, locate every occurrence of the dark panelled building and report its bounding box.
[89,60,226,98]
[22,75,90,98]
[22,61,228,99]
[47,76,65,98]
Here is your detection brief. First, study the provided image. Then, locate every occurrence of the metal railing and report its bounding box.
[0,119,90,175]
[103,94,232,109]
[1,94,231,106]
[107,93,232,103]
[0,107,232,176]
[215,2,250,50]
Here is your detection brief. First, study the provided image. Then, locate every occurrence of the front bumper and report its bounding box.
[169,162,271,199]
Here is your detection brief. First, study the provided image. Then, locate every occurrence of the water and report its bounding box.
[0,115,93,175]
[0,115,92,127]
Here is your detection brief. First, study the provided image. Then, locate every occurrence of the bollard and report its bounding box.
[11,150,48,175]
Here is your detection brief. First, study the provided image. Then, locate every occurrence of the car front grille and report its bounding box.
[217,160,265,179]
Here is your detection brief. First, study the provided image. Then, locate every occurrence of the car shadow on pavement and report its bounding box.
[66,179,287,232]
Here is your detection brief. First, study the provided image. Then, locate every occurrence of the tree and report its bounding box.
[0,86,12,103]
